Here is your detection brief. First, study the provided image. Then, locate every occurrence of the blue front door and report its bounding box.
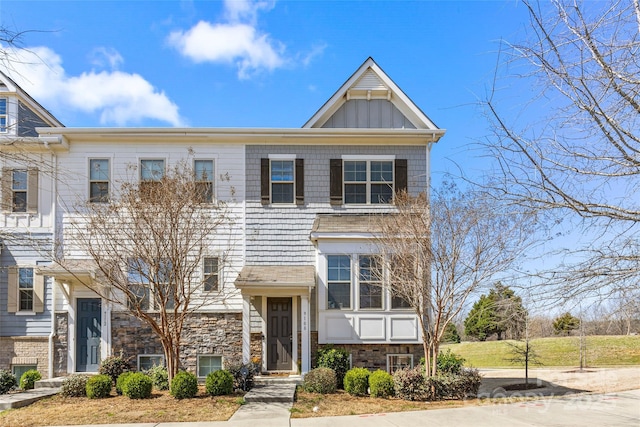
[76,298,101,372]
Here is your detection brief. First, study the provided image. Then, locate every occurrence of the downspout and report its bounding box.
[46,143,58,379]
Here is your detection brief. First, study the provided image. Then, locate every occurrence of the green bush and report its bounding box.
[145,365,169,391]
[86,374,112,399]
[19,370,41,390]
[205,370,234,396]
[316,347,350,388]
[99,353,133,385]
[425,369,482,400]
[116,371,134,395]
[0,369,17,395]
[343,367,370,396]
[122,372,153,399]
[420,350,466,375]
[303,367,337,394]
[393,367,426,401]
[60,374,89,397]
[170,371,198,399]
[369,370,394,398]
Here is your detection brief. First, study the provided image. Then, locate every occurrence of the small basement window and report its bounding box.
[12,365,37,381]
[387,354,413,374]
[138,354,165,371]
[197,355,223,378]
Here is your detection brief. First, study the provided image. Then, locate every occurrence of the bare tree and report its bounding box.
[484,0,640,301]
[375,183,536,376]
[63,162,236,382]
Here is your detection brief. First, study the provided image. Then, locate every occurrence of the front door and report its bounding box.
[76,298,102,372]
[267,297,292,371]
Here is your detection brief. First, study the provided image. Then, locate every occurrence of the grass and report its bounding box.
[0,387,241,427]
[442,335,640,368]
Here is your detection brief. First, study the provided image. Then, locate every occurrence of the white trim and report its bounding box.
[341,154,395,161]
[386,353,413,374]
[137,354,165,371]
[268,154,296,160]
[87,157,111,203]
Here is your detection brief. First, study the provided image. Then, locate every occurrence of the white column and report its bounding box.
[242,295,251,365]
[301,294,311,374]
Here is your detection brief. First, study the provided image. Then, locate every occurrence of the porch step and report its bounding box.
[0,387,60,411]
[244,382,297,403]
[254,375,302,386]
[35,377,65,389]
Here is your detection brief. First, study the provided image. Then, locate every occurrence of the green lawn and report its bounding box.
[441,335,640,368]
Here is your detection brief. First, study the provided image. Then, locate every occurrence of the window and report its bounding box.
[327,255,351,310]
[140,159,165,197]
[197,355,222,378]
[12,365,37,380]
[359,256,383,309]
[194,160,214,203]
[260,157,304,205]
[89,159,110,202]
[0,98,7,133]
[344,160,393,204]
[138,355,165,371]
[387,354,413,374]
[18,268,34,311]
[2,168,37,213]
[11,170,27,212]
[127,258,151,310]
[391,294,412,309]
[203,257,219,292]
[127,258,175,311]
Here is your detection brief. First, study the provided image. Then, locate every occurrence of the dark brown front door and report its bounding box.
[267,297,292,370]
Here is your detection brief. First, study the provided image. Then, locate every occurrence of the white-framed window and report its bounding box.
[327,255,351,310]
[197,355,223,378]
[0,98,7,133]
[127,258,175,311]
[203,256,219,292]
[387,354,413,374]
[358,255,383,309]
[18,268,34,311]
[344,160,393,204]
[140,159,165,197]
[138,354,165,371]
[270,159,295,204]
[2,168,37,213]
[89,158,110,202]
[391,294,412,310]
[11,170,27,212]
[194,159,214,203]
[261,156,304,205]
[12,365,37,380]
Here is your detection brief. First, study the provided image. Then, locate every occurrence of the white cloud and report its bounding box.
[168,0,287,79]
[2,45,185,126]
[89,47,124,70]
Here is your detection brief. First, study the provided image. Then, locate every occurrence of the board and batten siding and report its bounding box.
[321,100,417,129]
[0,235,53,336]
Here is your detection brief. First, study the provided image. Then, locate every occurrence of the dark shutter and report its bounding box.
[295,158,304,205]
[330,159,343,205]
[260,158,269,205]
[1,168,10,212]
[27,169,38,213]
[395,159,408,196]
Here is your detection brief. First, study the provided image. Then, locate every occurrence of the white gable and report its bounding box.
[303,57,440,130]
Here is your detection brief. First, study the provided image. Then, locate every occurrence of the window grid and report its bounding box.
[359,255,383,309]
[327,255,351,310]
[197,355,223,377]
[194,159,214,203]
[343,160,394,204]
[387,354,413,374]
[270,160,294,204]
[138,355,165,371]
[203,257,219,292]
[89,159,110,203]
[18,268,34,311]
[11,170,27,212]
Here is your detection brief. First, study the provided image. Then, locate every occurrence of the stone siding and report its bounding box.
[0,336,50,378]
[53,312,68,377]
[317,341,423,372]
[111,311,243,372]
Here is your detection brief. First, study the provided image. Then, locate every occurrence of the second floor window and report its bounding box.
[18,268,34,311]
[261,157,304,205]
[203,257,219,292]
[140,159,165,198]
[11,170,27,212]
[89,159,110,202]
[0,98,7,133]
[344,160,393,204]
[194,160,214,203]
[271,160,294,203]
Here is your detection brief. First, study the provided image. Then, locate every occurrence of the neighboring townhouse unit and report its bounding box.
[0,71,65,379]
[1,57,445,379]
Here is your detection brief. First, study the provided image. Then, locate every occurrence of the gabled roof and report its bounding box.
[0,70,64,128]
[303,57,440,130]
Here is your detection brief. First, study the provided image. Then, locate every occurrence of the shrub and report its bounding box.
[86,374,112,399]
[393,367,426,401]
[369,370,394,398]
[425,369,482,400]
[437,349,465,375]
[145,365,169,391]
[303,367,337,394]
[19,370,41,390]
[205,370,234,396]
[0,370,17,395]
[116,371,134,395]
[122,372,153,399]
[226,362,255,392]
[170,371,198,399]
[316,347,350,388]
[99,353,133,385]
[60,374,89,397]
[343,367,370,396]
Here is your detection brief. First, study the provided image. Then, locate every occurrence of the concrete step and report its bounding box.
[254,375,302,386]
[243,383,297,403]
[35,377,65,389]
[0,387,60,411]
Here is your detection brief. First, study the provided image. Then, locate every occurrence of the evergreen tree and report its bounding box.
[553,312,580,336]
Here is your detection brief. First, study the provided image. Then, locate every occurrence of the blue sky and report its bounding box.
[1,0,531,179]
